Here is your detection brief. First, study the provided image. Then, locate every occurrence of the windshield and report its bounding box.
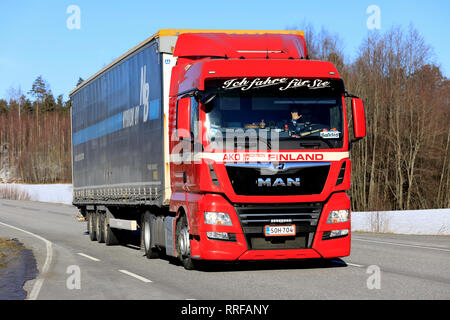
[203,78,345,150]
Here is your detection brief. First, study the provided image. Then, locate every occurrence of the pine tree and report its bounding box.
[76,77,84,87]
[42,90,56,113]
[28,75,48,104]
[0,99,8,115]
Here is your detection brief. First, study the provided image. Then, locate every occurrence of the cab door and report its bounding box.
[172,96,199,192]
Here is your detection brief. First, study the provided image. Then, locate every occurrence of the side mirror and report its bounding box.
[176,97,191,139]
[351,98,366,139]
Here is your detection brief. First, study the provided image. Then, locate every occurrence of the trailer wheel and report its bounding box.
[86,211,90,233]
[96,212,105,243]
[142,212,159,259]
[104,214,119,246]
[176,214,196,270]
[88,212,97,241]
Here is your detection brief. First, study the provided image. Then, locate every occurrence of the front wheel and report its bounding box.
[176,214,197,270]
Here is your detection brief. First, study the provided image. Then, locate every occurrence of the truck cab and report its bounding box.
[167,32,366,267]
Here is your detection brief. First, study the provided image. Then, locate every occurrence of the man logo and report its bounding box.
[257,177,300,187]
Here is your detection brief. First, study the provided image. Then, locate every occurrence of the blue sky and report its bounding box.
[0,0,449,101]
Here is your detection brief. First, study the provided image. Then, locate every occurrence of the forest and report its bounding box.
[0,76,80,184]
[0,25,448,211]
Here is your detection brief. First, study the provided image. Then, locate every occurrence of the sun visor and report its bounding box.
[173,33,307,59]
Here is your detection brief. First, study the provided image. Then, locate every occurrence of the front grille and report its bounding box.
[226,163,330,196]
[234,202,323,250]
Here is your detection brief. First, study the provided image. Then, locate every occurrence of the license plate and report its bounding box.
[264,225,296,237]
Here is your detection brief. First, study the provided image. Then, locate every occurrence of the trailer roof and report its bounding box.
[69,29,304,96]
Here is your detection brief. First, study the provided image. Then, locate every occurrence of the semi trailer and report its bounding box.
[70,29,366,269]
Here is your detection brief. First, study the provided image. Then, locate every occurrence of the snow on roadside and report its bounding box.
[0,183,73,205]
[352,209,450,235]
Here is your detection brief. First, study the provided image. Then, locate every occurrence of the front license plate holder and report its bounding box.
[264,225,296,237]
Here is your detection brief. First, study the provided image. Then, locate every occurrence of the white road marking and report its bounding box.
[0,221,53,300]
[118,269,152,283]
[334,260,365,268]
[353,237,450,252]
[77,252,100,262]
[346,262,365,268]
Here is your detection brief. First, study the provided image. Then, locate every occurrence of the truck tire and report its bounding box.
[88,211,97,241]
[96,212,105,243]
[142,212,159,259]
[86,212,90,233]
[103,214,119,246]
[176,214,197,270]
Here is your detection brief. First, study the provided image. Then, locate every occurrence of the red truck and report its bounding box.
[70,29,366,269]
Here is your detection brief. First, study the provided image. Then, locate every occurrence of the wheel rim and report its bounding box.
[144,219,151,251]
[89,213,94,234]
[96,214,101,237]
[104,216,108,238]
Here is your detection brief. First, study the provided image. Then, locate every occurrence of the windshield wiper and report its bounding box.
[299,128,323,137]
[301,136,334,148]
[256,136,272,150]
[299,142,322,149]
[233,136,272,150]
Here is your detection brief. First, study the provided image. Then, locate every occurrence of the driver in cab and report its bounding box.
[287,106,304,138]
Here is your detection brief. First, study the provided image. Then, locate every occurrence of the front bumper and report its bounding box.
[189,192,351,261]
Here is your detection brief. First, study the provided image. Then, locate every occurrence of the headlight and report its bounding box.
[327,209,349,224]
[204,212,232,226]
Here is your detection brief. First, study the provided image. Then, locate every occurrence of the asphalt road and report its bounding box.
[0,198,449,300]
